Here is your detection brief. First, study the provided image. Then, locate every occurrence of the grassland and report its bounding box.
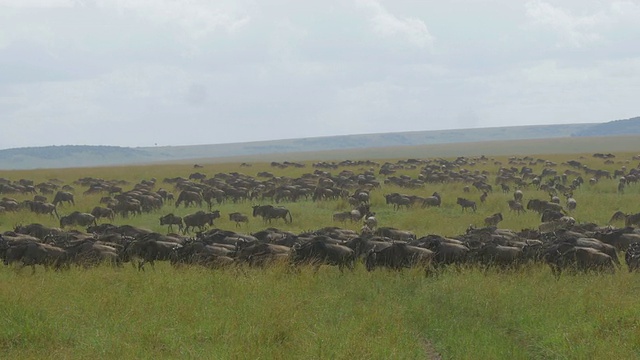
[1,144,640,359]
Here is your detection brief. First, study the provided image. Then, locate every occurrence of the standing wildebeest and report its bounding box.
[229,212,249,227]
[480,191,488,203]
[252,205,293,224]
[91,206,115,222]
[484,213,503,227]
[365,243,434,274]
[566,197,577,211]
[513,190,523,203]
[25,200,59,218]
[175,190,203,208]
[290,239,355,272]
[421,192,441,208]
[456,197,477,212]
[52,191,75,206]
[159,213,184,232]
[183,210,220,233]
[507,200,526,214]
[60,212,97,228]
[3,242,68,273]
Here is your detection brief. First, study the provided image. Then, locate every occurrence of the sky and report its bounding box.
[1,0,639,149]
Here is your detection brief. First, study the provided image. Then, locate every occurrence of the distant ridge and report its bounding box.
[571,116,640,137]
[0,122,608,170]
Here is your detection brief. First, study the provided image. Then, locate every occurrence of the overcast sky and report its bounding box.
[1,0,639,149]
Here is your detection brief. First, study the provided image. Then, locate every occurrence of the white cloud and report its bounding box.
[525,1,606,47]
[357,0,434,48]
[0,0,73,7]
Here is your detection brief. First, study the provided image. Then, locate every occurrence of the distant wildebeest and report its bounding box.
[159,213,184,232]
[3,241,68,274]
[91,206,115,222]
[566,197,577,211]
[228,212,249,227]
[183,210,220,233]
[175,190,203,208]
[456,197,477,212]
[60,211,97,228]
[484,213,503,227]
[625,242,640,272]
[507,200,525,214]
[480,191,488,203]
[252,205,293,224]
[25,200,59,218]
[513,190,523,202]
[421,192,441,208]
[52,191,75,206]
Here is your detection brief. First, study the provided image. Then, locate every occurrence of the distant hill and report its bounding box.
[572,116,640,137]
[0,122,607,170]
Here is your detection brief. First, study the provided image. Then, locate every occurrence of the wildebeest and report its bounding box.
[159,213,184,232]
[228,212,249,227]
[566,197,577,211]
[123,239,179,271]
[60,212,97,228]
[456,197,477,212]
[513,190,523,202]
[421,192,441,208]
[374,227,416,241]
[52,191,75,206]
[484,213,503,227]
[507,200,526,214]
[252,205,293,224]
[183,210,220,233]
[290,238,355,272]
[3,242,68,273]
[545,245,615,277]
[91,206,115,222]
[365,242,434,274]
[625,241,640,272]
[332,211,353,223]
[384,193,412,210]
[175,190,203,208]
[25,200,59,218]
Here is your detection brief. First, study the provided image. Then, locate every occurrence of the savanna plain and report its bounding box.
[1,138,640,359]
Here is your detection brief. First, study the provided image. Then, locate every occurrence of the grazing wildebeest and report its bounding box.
[228,212,249,227]
[484,213,503,227]
[384,193,412,210]
[91,206,115,222]
[159,213,184,232]
[52,191,75,206]
[456,197,477,212]
[60,212,97,228]
[252,205,293,224]
[183,210,220,233]
[175,190,203,208]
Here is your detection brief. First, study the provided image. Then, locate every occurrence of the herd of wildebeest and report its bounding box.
[2,154,640,277]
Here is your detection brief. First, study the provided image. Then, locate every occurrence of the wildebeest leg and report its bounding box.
[137,260,145,272]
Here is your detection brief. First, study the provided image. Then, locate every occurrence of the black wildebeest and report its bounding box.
[183,210,220,233]
[91,206,115,222]
[159,213,184,232]
[484,213,503,227]
[52,191,75,206]
[228,212,249,227]
[365,243,434,274]
[252,205,293,224]
[25,200,59,218]
[456,197,477,212]
[625,242,640,272]
[290,239,355,272]
[421,192,441,208]
[175,190,203,208]
[60,211,97,228]
[507,200,526,214]
[3,242,68,274]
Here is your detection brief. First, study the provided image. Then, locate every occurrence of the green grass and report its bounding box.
[2,149,640,358]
